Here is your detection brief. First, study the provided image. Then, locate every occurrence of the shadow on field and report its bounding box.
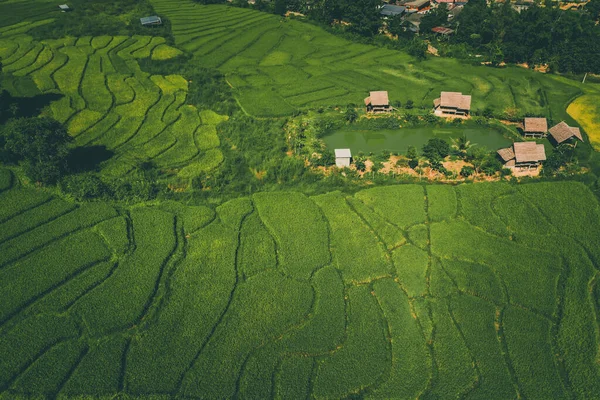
[67,145,114,173]
[0,90,64,123]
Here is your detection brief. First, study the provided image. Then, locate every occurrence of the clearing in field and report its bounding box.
[0,170,599,399]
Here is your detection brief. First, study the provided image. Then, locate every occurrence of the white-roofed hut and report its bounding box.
[335,149,352,168]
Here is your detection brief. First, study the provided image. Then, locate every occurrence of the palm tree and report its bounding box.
[451,135,474,157]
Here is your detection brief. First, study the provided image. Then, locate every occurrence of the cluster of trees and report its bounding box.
[418,136,506,177]
[60,166,162,202]
[452,0,600,73]
[137,57,237,115]
[30,0,173,42]
[0,117,72,184]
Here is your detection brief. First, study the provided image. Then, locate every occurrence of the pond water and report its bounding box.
[323,126,514,154]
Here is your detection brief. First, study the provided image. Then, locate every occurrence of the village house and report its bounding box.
[548,121,584,145]
[364,91,391,113]
[433,91,471,117]
[497,142,546,170]
[335,149,352,168]
[431,26,454,36]
[523,117,548,138]
[404,0,431,12]
[380,3,406,18]
[140,16,162,26]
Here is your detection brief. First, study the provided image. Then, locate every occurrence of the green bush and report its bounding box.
[460,165,475,177]
[422,138,450,162]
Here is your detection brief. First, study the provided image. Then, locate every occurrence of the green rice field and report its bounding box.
[323,125,514,154]
[0,31,225,178]
[149,0,583,118]
[2,0,600,397]
[0,169,599,398]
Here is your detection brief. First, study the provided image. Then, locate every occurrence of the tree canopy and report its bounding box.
[453,0,600,73]
[1,117,72,183]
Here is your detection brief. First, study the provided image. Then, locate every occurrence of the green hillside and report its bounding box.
[149,0,582,119]
[0,169,599,398]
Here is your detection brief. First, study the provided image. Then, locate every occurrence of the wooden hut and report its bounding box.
[548,121,583,144]
[497,142,546,170]
[364,91,391,113]
[523,117,547,138]
[433,91,471,117]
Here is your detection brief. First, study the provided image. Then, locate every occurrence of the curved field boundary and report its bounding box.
[147,0,582,117]
[567,93,600,150]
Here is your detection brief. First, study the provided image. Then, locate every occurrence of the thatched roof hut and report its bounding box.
[548,121,583,144]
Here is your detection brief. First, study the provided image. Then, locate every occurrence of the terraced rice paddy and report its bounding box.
[149,0,582,118]
[0,31,225,178]
[0,169,599,398]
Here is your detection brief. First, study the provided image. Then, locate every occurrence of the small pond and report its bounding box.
[323,126,514,154]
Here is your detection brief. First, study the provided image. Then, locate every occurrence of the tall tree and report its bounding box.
[273,0,286,16]
[420,3,448,34]
[345,0,382,36]
[1,117,72,183]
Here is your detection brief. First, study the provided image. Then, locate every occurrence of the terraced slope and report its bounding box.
[149,0,582,118]
[0,32,222,178]
[1,170,599,399]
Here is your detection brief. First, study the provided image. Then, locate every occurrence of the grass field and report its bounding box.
[0,31,225,179]
[0,167,598,398]
[567,94,600,151]
[147,0,584,119]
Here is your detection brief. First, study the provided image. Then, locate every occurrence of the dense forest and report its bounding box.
[452,0,600,73]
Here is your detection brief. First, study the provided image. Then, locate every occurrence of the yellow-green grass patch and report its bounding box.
[567,94,600,150]
[151,44,183,60]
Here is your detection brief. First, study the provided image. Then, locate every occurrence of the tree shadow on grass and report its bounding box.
[0,90,64,123]
[66,145,114,173]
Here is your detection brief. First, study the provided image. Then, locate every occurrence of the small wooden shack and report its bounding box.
[140,16,162,26]
[433,91,471,117]
[58,4,71,12]
[548,121,583,144]
[523,117,548,138]
[335,149,352,168]
[364,91,391,113]
[497,142,546,170]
